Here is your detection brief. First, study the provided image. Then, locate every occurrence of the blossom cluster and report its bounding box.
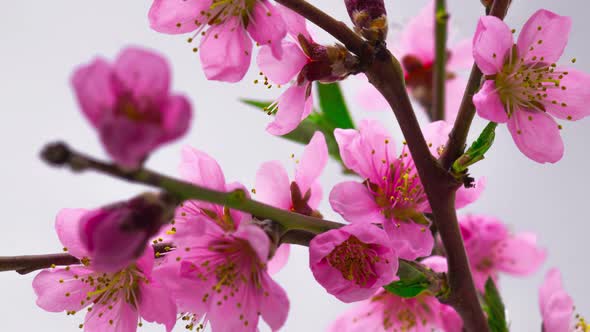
[14,0,590,332]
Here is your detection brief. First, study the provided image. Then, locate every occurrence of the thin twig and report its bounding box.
[432,0,449,121]
[41,142,344,235]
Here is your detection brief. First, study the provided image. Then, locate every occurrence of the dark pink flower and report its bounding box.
[460,214,546,292]
[148,0,286,82]
[72,47,192,168]
[472,9,590,163]
[33,212,176,332]
[309,223,398,303]
[539,268,588,332]
[330,120,484,260]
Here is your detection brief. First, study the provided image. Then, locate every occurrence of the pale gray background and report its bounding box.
[0,1,588,331]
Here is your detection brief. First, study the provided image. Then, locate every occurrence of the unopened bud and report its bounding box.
[79,192,176,272]
[297,36,359,84]
[344,0,388,41]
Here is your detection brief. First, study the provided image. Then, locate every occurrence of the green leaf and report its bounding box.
[383,260,431,298]
[483,278,509,332]
[240,99,272,111]
[317,83,355,129]
[452,121,498,174]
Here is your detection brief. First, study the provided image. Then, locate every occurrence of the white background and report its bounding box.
[0,1,588,331]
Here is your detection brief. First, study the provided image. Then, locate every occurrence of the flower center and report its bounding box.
[115,95,162,124]
[493,45,569,117]
[574,314,590,332]
[326,235,383,287]
[84,265,146,307]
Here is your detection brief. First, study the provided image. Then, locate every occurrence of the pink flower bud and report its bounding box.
[79,193,174,272]
[309,223,398,302]
[71,47,192,168]
[344,0,388,41]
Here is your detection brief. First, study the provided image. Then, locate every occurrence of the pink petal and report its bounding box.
[517,9,571,64]
[135,246,156,278]
[255,161,292,210]
[384,220,434,260]
[455,177,487,209]
[507,109,564,163]
[33,266,94,312]
[247,1,287,59]
[84,300,138,332]
[179,146,226,191]
[148,0,211,34]
[257,41,307,85]
[473,80,509,123]
[98,116,162,168]
[277,4,310,39]
[400,0,435,64]
[55,208,90,259]
[473,16,514,75]
[235,223,271,263]
[448,39,473,70]
[200,19,252,83]
[295,131,328,194]
[422,120,452,158]
[152,260,208,314]
[539,268,574,332]
[114,47,170,104]
[266,84,310,135]
[329,181,384,224]
[496,232,546,276]
[161,94,193,141]
[545,68,590,121]
[267,244,291,275]
[138,280,177,332]
[421,255,448,273]
[439,305,464,332]
[259,274,290,331]
[70,58,115,127]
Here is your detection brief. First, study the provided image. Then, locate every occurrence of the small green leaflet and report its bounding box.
[483,278,509,332]
[316,83,355,129]
[383,260,431,298]
[452,122,498,174]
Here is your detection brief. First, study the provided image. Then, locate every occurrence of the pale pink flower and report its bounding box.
[71,47,192,168]
[33,210,176,332]
[472,9,590,163]
[155,216,289,331]
[256,131,328,273]
[358,0,472,121]
[539,268,588,332]
[330,120,484,260]
[309,223,397,303]
[148,0,286,82]
[460,214,546,292]
[328,255,460,331]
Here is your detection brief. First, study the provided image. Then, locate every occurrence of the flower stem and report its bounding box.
[432,0,449,121]
[40,142,344,235]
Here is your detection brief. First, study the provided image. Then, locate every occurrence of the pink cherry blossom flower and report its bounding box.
[72,47,192,168]
[76,194,171,273]
[460,214,546,292]
[33,209,177,332]
[155,214,289,331]
[472,9,590,163]
[328,255,461,331]
[357,0,472,121]
[539,268,588,332]
[148,0,286,83]
[330,120,484,260]
[309,223,398,303]
[256,131,328,273]
[257,7,355,135]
